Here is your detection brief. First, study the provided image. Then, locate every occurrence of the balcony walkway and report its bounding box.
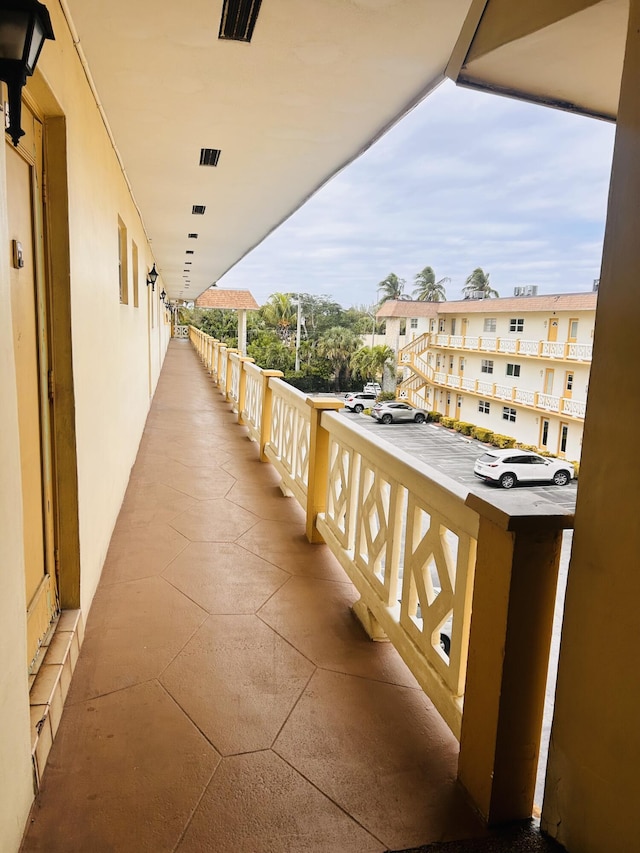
[21,340,491,853]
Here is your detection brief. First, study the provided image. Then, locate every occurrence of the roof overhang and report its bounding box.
[447,0,628,122]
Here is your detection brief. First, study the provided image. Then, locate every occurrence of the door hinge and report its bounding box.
[47,369,54,402]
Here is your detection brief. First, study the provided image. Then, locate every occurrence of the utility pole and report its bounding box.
[295,296,302,372]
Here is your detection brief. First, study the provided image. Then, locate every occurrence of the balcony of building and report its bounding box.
[398,342,586,422]
[21,333,571,852]
[427,334,593,364]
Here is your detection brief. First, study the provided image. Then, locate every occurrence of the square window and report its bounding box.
[478,400,490,414]
[481,359,494,374]
[410,318,418,329]
[506,363,521,377]
[502,407,517,422]
[483,318,496,333]
[509,318,524,332]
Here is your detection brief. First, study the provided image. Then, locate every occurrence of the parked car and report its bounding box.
[363,382,382,395]
[371,401,428,424]
[473,449,573,489]
[344,391,377,413]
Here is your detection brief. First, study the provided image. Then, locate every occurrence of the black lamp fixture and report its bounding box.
[160,288,166,302]
[0,0,55,147]
[146,263,158,291]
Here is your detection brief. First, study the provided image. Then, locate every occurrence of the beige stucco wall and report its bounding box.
[0,94,37,853]
[34,1,170,616]
[0,5,169,847]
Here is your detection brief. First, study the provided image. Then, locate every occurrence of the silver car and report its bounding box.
[474,449,573,489]
[371,401,428,424]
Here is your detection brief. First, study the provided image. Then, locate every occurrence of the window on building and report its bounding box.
[399,320,406,335]
[438,319,446,332]
[483,318,496,333]
[509,318,524,332]
[568,319,579,341]
[559,423,569,454]
[566,372,574,392]
[502,407,517,423]
[451,319,456,335]
[506,363,521,377]
[541,418,550,447]
[118,217,128,304]
[459,357,465,373]
[430,319,436,333]
[449,357,454,370]
[478,400,490,414]
[481,359,494,374]
[410,318,418,329]
[132,240,139,308]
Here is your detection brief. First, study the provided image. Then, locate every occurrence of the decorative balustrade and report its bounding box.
[173,324,189,338]
[416,333,591,362]
[561,398,587,418]
[537,393,561,413]
[494,383,514,400]
[187,324,573,824]
[515,388,536,406]
[316,413,478,735]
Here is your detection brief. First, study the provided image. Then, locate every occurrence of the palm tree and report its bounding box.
[317,327,361,389]
[413,266,449,302]
[377,272,406,304]
[262,292,296,341]
[462,268,499,299]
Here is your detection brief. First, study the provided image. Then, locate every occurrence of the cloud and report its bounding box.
[220,81,614,306]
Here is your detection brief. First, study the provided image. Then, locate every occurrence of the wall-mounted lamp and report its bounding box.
[160,288,166,302]
[146,263,158,291]
[0,0,55,147]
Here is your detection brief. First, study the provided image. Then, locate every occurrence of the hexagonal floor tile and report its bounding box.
[259,576,419,688]
[163,542,290,613]
[118,481,197,528]
[176,750,383,853]
[274,669,483,851]
[237,520,349,582]
[21,681,220,853]
[161,615,315,755]
[66,576,207,703]
[100,523,189,586]
[170,499,258,542]
[226,481,305,522]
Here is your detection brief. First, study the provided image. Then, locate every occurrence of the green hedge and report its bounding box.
[440,416,458,429]
[428,411,442,423]
[453,421,475,436]
[472,426,494,443]
[490,433,517,449]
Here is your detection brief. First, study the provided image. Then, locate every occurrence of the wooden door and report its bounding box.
[548,317,559,342]
[7,106,58,670]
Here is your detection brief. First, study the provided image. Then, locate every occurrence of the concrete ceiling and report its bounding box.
[62,0,475,302]
[59,0,628,304]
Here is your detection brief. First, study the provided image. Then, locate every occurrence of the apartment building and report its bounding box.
[378,292,597,460]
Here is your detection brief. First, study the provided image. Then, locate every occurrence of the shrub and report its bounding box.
[570,460,580,479]
[428,411,442,423]
[515,442,539,452]
[490,433,517,449]
[454,421,475,436]
[440,416,458,429]
[378,391,396,402]
[472,427,494,443]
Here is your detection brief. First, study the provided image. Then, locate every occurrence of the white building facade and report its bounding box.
[378,293,597,462]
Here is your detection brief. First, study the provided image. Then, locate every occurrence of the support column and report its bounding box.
[542,4,640,850]
[305,399,345,543]
[459,493,572,824]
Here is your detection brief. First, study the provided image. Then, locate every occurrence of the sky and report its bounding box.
[219,79,616,309]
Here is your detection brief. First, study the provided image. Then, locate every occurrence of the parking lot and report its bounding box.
[340,409,578,512]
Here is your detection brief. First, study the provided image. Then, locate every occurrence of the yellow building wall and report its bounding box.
[0,4,169,846]
[0,106,36,853]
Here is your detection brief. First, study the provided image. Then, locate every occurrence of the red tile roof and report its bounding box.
[195,288,259,310]
[376,293,597,318]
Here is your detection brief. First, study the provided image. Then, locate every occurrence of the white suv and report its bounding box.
[363,382,382,395]
[474,449,573,489]
[344,392,377,413]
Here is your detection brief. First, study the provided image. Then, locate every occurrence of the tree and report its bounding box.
[413,266,449,302]
[377,272,407,304]
[317,326,362,389]
[462,268,499,299]
[261,292,296,341]
[350,344,395,386]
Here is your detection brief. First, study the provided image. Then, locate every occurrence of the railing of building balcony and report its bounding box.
[401,344,586,421]
[187,324,573,825]
[173,324,190,338]
[431,333,592,362]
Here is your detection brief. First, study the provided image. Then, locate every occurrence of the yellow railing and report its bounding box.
[187,325,573,825]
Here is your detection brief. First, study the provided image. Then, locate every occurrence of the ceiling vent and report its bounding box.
[200,148,221,167]
[188,233,198,239]
[192,205,206,215]
[219,0,262,42]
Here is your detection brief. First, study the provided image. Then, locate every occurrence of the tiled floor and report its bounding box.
[21,340,484,853]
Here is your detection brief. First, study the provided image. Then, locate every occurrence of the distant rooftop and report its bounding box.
[195,288,259,310]
[376,292,598,318]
